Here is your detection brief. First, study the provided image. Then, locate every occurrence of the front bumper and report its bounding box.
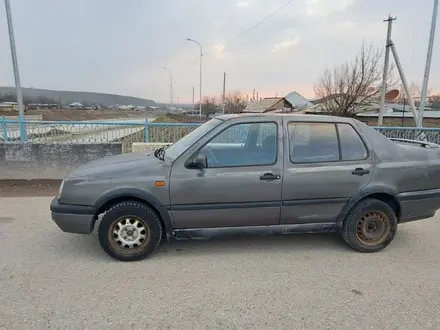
[50,197,97,234]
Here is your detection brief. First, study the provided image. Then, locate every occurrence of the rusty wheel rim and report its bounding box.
[356,211,390,246]
[108,216,150,254]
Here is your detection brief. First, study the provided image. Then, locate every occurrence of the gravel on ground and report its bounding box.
[0,196,439,329]
[0,180,59,197]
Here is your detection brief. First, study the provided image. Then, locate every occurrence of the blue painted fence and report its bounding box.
[2,116,440,145]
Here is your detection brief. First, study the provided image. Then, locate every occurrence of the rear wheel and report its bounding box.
[341,199,397,253]
[98,201,162,261]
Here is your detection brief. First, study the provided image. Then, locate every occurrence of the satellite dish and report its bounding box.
[385,89,400,102]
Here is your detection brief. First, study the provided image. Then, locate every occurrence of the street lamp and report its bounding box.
[4,0,26,141]
[163,66,173,106]
[186,38,203,118]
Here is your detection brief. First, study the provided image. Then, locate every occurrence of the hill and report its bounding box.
[0,87,156,107]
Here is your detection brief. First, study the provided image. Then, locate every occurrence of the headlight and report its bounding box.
[57,180,65,198]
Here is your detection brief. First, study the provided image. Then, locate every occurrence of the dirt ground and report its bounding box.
[0,180,60,197]
[1,108,150,121]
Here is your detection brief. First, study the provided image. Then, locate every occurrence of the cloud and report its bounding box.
[271,36,301,52]
[306,0,356,18]
[235,0,250,8]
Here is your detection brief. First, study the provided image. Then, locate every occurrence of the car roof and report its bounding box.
[216,113,355,123]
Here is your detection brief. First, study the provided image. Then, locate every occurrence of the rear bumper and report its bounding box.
[50,197,96,234]
[397,188,440,223]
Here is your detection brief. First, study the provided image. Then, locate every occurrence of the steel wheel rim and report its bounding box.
[356,211,390,246]
[109,216,150,254]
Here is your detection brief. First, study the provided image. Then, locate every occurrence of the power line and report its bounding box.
[209,0,294,54]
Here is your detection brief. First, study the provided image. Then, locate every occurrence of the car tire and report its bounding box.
[341,198,397,253]
[98,201,163,261]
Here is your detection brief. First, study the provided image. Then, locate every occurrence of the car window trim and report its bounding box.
[287,121,370,165]
[188,120,280,169]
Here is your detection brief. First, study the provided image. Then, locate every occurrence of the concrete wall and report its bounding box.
[132,142,171,152]
[357,116,440,127]
[0,143,123,179]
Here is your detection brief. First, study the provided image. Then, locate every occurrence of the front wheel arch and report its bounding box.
[94,188,173,238]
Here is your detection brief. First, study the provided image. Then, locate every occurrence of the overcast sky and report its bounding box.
[0,0,439,103]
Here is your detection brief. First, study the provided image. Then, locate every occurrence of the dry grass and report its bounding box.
[0,108,147,121]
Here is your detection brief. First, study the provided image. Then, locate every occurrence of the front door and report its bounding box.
[281,121,374,224]
[170,118,283,229]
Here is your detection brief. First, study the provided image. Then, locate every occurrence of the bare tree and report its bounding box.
[408,82,433,99]
[314,43,395,117]
[201,96,219,119]
[429,95,440,110]
[224,91,247,114]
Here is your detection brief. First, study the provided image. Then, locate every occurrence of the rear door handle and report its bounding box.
[351,168,370,176]
[260,173,281,181]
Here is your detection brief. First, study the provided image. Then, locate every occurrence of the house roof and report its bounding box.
[285,91,313,108]
[243,97,291,113]
[69,102,83,106]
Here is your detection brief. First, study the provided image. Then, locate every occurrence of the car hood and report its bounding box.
[65,151,166,180]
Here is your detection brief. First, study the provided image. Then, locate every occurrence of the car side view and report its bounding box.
[50,114,440,261]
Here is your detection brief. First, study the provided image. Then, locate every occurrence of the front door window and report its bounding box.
[199,122,278,167]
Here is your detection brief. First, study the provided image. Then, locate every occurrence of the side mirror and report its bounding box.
[186,154,208,169]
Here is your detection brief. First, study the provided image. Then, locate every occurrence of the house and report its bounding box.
[285,91,314,109]
[0,101,18,111]
[117,105,135,110]
[242,97,293,113]
[69,102,83,108]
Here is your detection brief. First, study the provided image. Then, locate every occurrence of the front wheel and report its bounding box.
[98,201,163,261]
[341,199,397,253]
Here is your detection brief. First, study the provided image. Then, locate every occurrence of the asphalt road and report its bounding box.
[1,197,440,329]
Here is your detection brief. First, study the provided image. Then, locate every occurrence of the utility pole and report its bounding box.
[4,0,26,141]
[164,67,173,105]
[378,15,419,127]
[222,72,226,114]
[389,42,418,123]
[417,0,438,127]
[192,86,195,105]
[378,15,396,126]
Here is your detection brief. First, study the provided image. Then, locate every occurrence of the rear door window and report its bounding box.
[288,123,339,163]
[337,123,368,160]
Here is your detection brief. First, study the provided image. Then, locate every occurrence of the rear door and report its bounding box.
[281,120,373,224]
[170,117,283,229]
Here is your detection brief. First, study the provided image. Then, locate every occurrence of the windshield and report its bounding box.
[164,118,223,161]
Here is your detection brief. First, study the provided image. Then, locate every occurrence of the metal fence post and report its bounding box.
[19,115,27,142]
[2,116,8,142]
[144,119,149,143]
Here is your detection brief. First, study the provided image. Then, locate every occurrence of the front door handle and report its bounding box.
[351,168,370,176]
[260,173,281,181]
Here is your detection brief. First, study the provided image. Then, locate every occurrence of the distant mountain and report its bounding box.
[0,87,156,107]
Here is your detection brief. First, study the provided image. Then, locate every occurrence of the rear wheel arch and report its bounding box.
[364,193,401,220]
[94,188,173,237]
[337,186,401,226]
